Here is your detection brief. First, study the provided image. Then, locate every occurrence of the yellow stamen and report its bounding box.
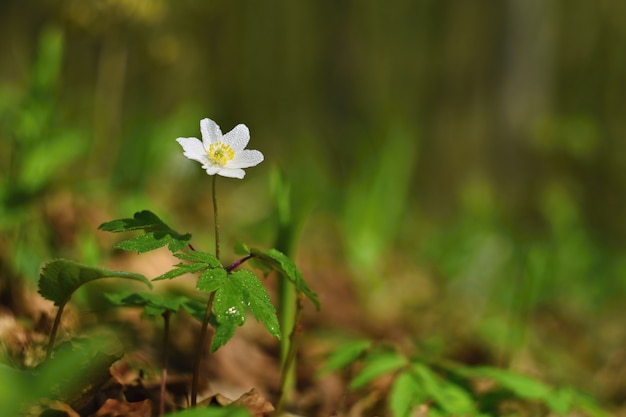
[207,142,235,166]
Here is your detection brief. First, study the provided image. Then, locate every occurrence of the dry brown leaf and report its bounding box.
[199,388,274,417]
[231,388,274,417]
[40,400,81,417]
[92,398,152,417]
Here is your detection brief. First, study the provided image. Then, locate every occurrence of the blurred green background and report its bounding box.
[1,0,625,411]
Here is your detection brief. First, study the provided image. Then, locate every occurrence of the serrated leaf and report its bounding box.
[154,260,213,281]
[99,210,191,254]
[349,350,407,390]
[411,363,476,415]
[38,259,151,307]
[180,297,211,322]
[197,267,228,293]
[106,291,185,317]
[174,250,221,267]
[389,371,423,417]
[211,316,239,352]
[249,248,320,310]
[230,270,280,338]
[211,281,246,352]
[318,339,372,375]
[210,270,280,352]
[99,210,168,232]
[153,250,223,281]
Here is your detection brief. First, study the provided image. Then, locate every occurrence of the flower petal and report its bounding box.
[200,118,222,147]
[222,124,250,151]
[203,164,221,176]
[217,167,246,179]
[228,149,264,169]
[177,137,208,164]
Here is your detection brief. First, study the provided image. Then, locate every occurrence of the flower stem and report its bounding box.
[159,310,171,416]
[190,175,221,406]
[46,303,66,360]
[190,291,216,406]
[212,175,220,260]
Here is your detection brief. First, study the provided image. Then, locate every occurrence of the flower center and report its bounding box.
[207,142,235,166]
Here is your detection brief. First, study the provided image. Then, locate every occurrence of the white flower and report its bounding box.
[176,118,264,179]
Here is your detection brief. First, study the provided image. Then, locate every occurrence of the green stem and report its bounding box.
[274,293,305,416]
[190,291,216,406]
[160,310,171,416]
[191,175,221,406]
[278,275,296,397]
[46,303,66,360]
[212,175,220,260]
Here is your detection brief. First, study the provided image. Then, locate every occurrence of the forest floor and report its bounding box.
[1,196,625,417]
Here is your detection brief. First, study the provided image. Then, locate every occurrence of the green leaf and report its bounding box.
[456,366,589,415]
[99,210,191,254]
[349,350,407,390]
[180,297,211,322]
[458,366,552,400]
[411,363,477,415]
[234,242,250,256]
[231,270,280,338]
[196,267,228,293]
[153,250,223,282]
[389,371,423,417]
[0,364,36,416]
[571,390,612,417]
[211,279,245,352]
[249,247,320,310]
[106,291,186,317]
[174,250,221,267]
[154,262,208,281]
[211,270,280,352]
[38,335,123,405]
[211,314,239,353]
[318,339,372,375]
[38,259,151,307]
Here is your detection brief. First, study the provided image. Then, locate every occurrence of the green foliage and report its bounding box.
[389,371,423,417]
[39,336,123,406]
[38,259,151,307]
[99,210,192,253]
[0,335,122,415]
[323,339,609,417]
[317,339,372,375]
[154,250,223,281]
[0,363,35,416]
[408,363,479,417]
[98,210,316,353]
[105,291,206,320]
[349,349,407,390]
[452,365,611,417]
[164,406,252,417]
[0,25,89,283]
[342,126,417,274]
[208,269,280,352]
[238,245,320,310]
